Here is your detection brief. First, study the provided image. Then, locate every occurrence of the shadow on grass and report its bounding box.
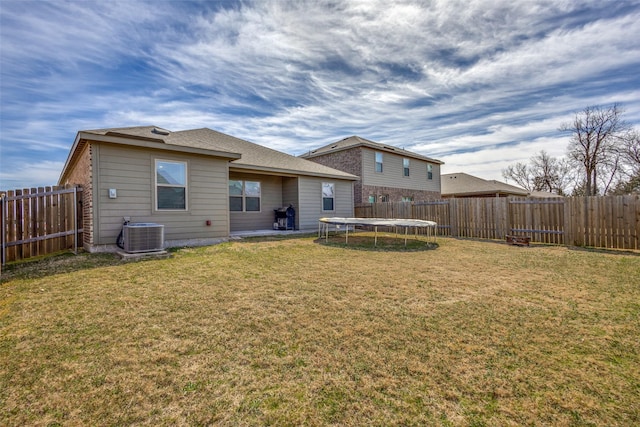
[446,236,640,256]
[234,232,318,244]
[315,235,439,252]
[1,251,124,283]
[567,245,640,257]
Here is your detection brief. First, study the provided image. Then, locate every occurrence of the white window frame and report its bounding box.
[403,158,410,177]
[229,180,261,212]
[322,182,335,212]
[375,152,383,173]
[155,159,187,211]
[427,164,433,180]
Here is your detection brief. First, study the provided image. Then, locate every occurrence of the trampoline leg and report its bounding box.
[404,226,408,247]
[374,226,378,247]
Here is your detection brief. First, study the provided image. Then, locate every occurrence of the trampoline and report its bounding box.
[318,217,437,246]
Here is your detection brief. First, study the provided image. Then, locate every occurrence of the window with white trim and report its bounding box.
[229,180,261,212]
[156,160,187,210]
[322,182,335,211]
[427,164,433,180]
[375,152,383,173]
[403,158,410,177]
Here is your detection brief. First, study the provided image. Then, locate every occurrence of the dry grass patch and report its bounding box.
[1,236,639,426]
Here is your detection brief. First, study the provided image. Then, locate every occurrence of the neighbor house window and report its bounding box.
[156,160,187,210]
[229,180,261,212]
[402,196,413,202]
[379,194,389,202]
[322,182,335,211]
[375,152,383,173]
[403,158,410,177]
[368,195,376,203]
[427,164,433,180]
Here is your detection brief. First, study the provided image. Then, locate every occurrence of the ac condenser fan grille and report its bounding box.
[123,223,164,253]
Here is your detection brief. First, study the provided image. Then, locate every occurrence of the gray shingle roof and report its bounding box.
[301,135,444,164]
[80,126,358,180]
[441,173,529,196]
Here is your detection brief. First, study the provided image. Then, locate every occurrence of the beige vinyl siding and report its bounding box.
[428,163,442,193]
[361,148,440,192]
[229,172,283,232]
[297,177,353,230]
[93,143,230,245]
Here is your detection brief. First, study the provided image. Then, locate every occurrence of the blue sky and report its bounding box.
[1,0,639,190]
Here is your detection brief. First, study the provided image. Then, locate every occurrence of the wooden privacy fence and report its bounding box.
[355,195,640,250]
[1,185,83,264]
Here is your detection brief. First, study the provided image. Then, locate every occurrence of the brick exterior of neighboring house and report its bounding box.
[302,137,443,204]
[303,147,366,202]
[360,184,441,203]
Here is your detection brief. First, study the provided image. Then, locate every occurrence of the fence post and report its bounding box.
[1,192,4,266]
[73,186,78,254]
[501,197,509,239]
[449,198,458,237]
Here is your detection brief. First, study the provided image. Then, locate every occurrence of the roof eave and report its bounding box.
[90,133,242,159]
[59,131,243,186]
[304,142,444,164]
[58,131,85,185]
[442,190,528,197]
[230,164,359,180]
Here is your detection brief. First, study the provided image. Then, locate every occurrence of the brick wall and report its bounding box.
[305,147,362,176]
[305,147,364,203]
[361,184,440,203]
[61,141,93,246]
[305,147,441,203]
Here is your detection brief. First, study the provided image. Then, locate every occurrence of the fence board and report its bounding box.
[624,196,636,249]
[355,194,639,250]
[1,185,83,264]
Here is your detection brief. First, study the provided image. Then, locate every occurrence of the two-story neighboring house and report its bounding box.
[300,136,443,203]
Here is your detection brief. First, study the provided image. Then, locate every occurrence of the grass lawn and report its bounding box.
[1,234,639,426]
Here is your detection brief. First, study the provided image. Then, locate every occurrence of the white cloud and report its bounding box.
[1,0,639,188]
[0,160,65,190]
[441,135,571,180]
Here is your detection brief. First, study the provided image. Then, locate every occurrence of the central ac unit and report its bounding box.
[123,223,164,253]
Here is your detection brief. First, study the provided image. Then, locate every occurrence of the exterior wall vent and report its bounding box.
[152,127,170,135]
[123,223,164,253]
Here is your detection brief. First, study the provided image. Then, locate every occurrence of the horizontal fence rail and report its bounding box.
[355,195,640,250]
[1,185,83,264]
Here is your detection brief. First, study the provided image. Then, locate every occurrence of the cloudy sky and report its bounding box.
[1,0,639,190]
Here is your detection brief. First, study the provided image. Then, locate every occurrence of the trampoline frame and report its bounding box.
[318,217,437,246]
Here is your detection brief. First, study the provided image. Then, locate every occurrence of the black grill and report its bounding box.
[274,205,295,230]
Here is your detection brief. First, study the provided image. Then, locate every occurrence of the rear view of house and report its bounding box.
[59,126,357,252]
[301,136,443,203]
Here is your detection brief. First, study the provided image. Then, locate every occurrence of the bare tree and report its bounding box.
[502,150,570,194]
[531,151,571,194]
[560,104,629,196]
[611,129,640,194]
[622,129,640,172]
[502,162,533,191]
